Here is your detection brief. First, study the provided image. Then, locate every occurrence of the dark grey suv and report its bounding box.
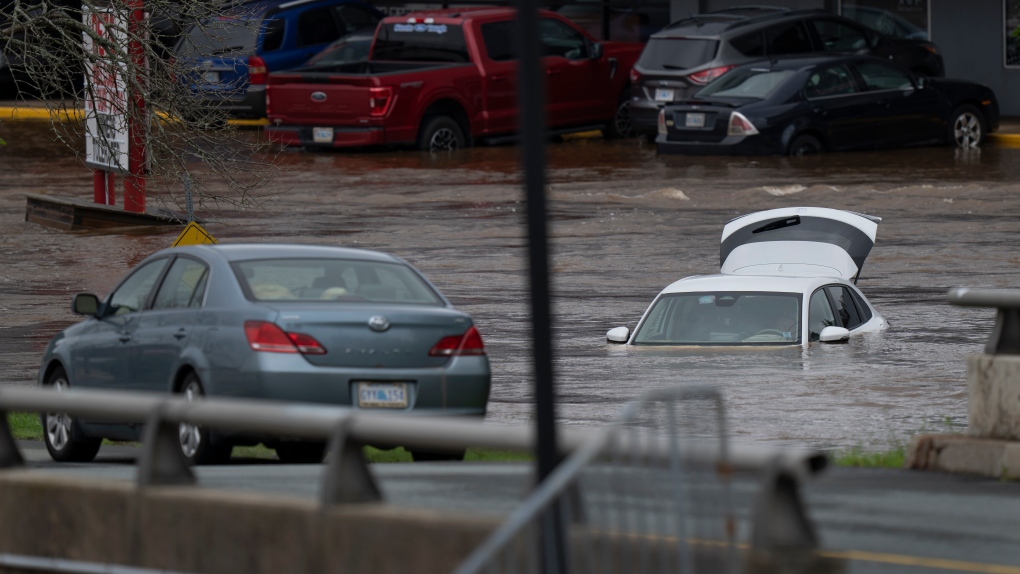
[629,7,945,138]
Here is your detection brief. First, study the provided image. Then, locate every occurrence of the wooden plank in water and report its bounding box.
[24,194,183,230]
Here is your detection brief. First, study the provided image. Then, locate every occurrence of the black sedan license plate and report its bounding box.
[685,113,706,128]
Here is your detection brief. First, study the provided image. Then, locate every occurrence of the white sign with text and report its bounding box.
[83,6,129,174]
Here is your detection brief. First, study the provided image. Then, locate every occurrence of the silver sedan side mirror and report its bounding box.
[819,326,850,343]
[606,326,630,344]
[71,293,100,316]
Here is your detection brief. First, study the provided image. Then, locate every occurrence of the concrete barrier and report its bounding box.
[967,354,1020,440]
[0,471,496,574]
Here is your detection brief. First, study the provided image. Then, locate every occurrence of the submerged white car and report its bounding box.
[607,207,887,347]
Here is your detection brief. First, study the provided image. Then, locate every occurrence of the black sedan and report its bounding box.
[655,55,999,156]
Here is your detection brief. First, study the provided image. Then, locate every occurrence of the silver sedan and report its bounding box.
[38,244,491,464]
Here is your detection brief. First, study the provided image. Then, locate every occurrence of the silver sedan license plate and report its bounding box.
[312,127,334,144]
[654,88,675,102]
[685,112,706,128]
[358,382,408,408]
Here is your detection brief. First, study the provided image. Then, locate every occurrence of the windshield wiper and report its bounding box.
[661,64,687,70]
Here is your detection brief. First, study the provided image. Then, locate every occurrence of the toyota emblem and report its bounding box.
[368,316,390,332]
[311,91,327,102]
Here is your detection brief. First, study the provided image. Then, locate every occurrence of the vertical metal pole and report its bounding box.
[184,175,195,223]
[601,0,611,41]
[513,1,564,572]
[124,0,146,213]
[93,169,105,204]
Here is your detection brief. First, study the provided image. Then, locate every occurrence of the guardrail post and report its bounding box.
[749,459,817,551]
[0,411,24,468]
[947,287,1020,354]
[319,418,380,506]
[137,404,195,486]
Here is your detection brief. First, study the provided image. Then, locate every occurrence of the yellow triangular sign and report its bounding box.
[172,221,218,247]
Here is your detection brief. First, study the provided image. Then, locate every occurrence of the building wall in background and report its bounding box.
[932,0,1020,116]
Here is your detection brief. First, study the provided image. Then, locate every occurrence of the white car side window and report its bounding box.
[808,289,836,342]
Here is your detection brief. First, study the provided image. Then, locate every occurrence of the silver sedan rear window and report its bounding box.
[233,258,443,305]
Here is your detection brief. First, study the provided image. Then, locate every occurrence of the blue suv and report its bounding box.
[174,0,382,119]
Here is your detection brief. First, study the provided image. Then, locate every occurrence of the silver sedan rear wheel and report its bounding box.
[179,380,203,459]
[176,373,231,465]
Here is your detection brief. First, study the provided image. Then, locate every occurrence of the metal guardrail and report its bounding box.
[0,386,826,508]
[455,387,823,574]
[947,287,1020,354]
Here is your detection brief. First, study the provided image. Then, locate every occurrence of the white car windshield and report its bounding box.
[632,292,801,345]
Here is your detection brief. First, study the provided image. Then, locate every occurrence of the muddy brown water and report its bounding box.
[2,120,1018,449]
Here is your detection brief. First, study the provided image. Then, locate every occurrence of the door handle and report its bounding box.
[490,74,508,82]
[118,333,131,343]
[173,329,187,340]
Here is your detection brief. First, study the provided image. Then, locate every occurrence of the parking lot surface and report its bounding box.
[3,120,1020,449]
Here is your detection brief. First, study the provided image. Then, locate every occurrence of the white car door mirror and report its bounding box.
[606,326,630,344]
[819,326,850,343]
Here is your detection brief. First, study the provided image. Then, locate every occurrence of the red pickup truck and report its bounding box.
[265,8,643,151]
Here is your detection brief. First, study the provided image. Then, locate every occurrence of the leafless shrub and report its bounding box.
[0,0,279,215]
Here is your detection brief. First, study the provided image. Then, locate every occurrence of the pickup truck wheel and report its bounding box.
[418,116,465,152]
[603,94,635,139]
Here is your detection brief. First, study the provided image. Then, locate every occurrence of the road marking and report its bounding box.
[0,106,268,127]
[604,532,1020,574]
[819,550,1020,574]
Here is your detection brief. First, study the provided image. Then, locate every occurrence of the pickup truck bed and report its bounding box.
[266,7,643,150]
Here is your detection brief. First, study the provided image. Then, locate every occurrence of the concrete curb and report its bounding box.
[0,471,495,574]
[989,132,1020,147]
[0,106,268,127]
[906,434,1020,479]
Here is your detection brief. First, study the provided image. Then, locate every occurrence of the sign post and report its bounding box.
[83,3,146,212]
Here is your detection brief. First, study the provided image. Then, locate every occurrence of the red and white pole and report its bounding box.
[92,169,116,205]
[123,0,146,213]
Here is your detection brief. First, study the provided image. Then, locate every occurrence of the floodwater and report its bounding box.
[3,120,1019,449]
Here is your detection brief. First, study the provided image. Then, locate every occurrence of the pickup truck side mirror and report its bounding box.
[818,326,850,343]
[71,293,101,316]
[591,42,603,60]
[606,326,630,344]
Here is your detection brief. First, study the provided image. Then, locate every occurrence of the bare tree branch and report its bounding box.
[0,0,279,216]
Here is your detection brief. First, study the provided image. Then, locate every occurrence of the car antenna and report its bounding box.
[688,10,702,26]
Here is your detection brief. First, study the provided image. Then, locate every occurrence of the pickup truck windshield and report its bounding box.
[372,23,469,63]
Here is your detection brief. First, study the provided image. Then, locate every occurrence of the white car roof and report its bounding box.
[659,273,843,296]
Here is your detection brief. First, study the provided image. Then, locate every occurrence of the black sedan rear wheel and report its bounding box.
[948,105,985,148]
[788,134,823,157]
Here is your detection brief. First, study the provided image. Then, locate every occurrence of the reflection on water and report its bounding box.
[1,121,1016,447]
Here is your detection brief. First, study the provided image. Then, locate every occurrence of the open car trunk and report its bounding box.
[719,207,881,281]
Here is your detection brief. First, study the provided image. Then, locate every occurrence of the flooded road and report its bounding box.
[2,120,1018,450]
